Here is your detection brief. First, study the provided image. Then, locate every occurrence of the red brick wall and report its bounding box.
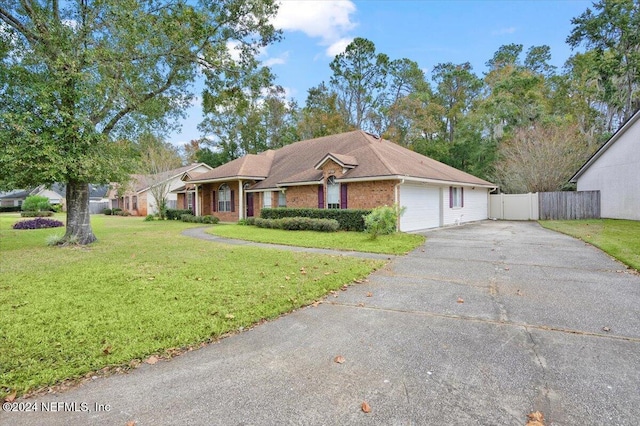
[200,180,241,222]
[282,180,398,210]
[286,186,320,208]
[345,180,397,209]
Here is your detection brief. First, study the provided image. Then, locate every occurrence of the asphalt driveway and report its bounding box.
[3,221,640,425]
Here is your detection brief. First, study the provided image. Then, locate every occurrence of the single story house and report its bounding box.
[0,184,109,211]
[109,163,213,216]
[0,189,31,208]
[570,109,640,220]
[181,131,496,231]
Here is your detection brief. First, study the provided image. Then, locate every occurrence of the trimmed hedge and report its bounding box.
[103,208,113,215]
[13,218,64,230]
[261,208,371,231]
[20,211,54,217]
[180,214,219,224]
[255,217,339,232]
[166,209,193,220]
[0,206,22,212]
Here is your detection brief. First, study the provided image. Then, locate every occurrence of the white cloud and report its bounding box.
[263,51,290,66]
[226,40,242,62]
[326,37,353,57]
[491,26,516,36]
[273,0,357,56]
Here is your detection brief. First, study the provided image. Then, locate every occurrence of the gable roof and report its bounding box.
[571,108,640,183]
[134,163,213,193]
[188,131,495,189]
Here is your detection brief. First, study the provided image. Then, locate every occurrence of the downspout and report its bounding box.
[194,184,199,217]
[394,179,405,231]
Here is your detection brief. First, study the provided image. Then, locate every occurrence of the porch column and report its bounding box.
[238,180,244,220]
[194,184,199,216]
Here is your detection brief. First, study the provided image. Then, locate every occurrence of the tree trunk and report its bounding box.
[64,180,97,245]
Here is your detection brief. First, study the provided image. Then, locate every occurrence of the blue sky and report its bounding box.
[169,0,593,146]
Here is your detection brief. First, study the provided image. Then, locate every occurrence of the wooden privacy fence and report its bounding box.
[490,191,600,220]
[538,191,600,220]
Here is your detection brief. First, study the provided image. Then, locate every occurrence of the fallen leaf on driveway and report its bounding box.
[126,421,136,426]
[366,292,373,297]
[602,326,611,332]
[334,355,345,364]
[311,301,321,307]
[457,298,464,304]
[357,303,365,307]
[526,411,545,425]
[361,401,371,413]
[145,356,158,365]
[4,391,16,402]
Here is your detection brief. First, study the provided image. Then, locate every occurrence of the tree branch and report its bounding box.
[101,69,179,135]
[0,6,40,44]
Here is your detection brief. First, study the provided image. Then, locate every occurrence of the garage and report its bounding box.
[399,184,441,231]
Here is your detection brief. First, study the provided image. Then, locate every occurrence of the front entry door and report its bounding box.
[246,192,254,217]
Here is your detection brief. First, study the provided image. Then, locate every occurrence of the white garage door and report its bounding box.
[399,184,440,231]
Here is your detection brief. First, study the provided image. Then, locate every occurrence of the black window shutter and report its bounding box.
[449,187,453,208]
[461,187,464,208]
[212,191,216,212]
[318,185,324,209]
[340,183,348,209]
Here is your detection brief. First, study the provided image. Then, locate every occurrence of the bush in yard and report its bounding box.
[255,217,339,232]
[13,217,64,230]
[364,205,404,239]
[180,214,219,224]
[20,211,54,217]
[22,195,51,212]
[261,208,371,231]
[166,209,193,220]
[0,206,21,212]
[144,214,155,221]
[103,208,112,215]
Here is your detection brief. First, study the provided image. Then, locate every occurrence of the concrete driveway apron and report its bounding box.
[4,221,639,425]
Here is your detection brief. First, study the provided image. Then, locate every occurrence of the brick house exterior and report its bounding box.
[110,163,212,216]
[183,131,496,231]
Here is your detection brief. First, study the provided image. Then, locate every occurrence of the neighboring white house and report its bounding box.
[570,109,640,220]
[109,163,213,216]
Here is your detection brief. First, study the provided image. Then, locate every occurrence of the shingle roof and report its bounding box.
[134,163,212,192]
[188,131,495,189]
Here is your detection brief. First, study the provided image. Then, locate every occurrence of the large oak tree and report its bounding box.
[0,0,279,244]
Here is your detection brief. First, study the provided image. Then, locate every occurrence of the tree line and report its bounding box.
[191,0,640,194]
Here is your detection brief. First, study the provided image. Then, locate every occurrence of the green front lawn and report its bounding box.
[206,223,426,255]
[0,214,382,398]
[539,219,640,271]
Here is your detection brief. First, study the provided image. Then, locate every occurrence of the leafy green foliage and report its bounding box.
[20,211,54,218]
[180,214,219,224]
[364,205,404,239]
[0,0,280,244]
[261,208,372,231]
[255,217,339,232]
[166,209,193,220]
[22,196,51,212]
[144,214,156,222]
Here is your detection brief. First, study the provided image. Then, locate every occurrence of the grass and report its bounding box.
[539,219,640,271]
[206,223,426,255]
[0,214,383,398]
